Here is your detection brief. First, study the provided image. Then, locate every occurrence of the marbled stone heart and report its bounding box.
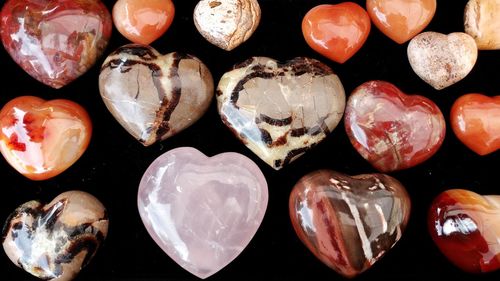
[465,0,500,50]
[2,191,108,281]
[99,44,214,146]
[289,170,411,278]
[451,94,500,155]
[0,0,112,89]
[138,147,268,279]
[194,0,261,51]
[367,0,436,44]
[0,96,92,181]
[408,32,478,90]
[428,189,500,273]
[345,81,445,172]
[217,57,346,170]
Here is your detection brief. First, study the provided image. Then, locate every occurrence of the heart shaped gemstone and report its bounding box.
[302,3,371,64]
[99,44,214,146]
[217,57,346,170]
[428,189,500,273]
[0,0,112,89]
[465,0,500,50]
[451,94,500,155]
[2,191,109,281]
[407,32,478,90]
[113,0,175,45]
[194,0,261,51]
[345,81,445,172]
[138,147,268,279]
[367,0,436,44]
[289,170,411,278]
[0,96,92,180]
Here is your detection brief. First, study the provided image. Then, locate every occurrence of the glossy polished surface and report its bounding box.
[2,191,108,281]
[428,189,500,273]
[451,94,500,155]
[217,57,345,170]
[113,0,175,45]
[302,3,371,64]
[345,81,445,172]
[289,170,411,278]
[0,96,92,180]
[99,44,214,146]
[0,0,112,89]
[138,147,268,279]
[465,0,500,50]
[367,0,436,44]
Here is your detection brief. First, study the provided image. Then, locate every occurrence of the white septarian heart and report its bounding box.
[194,0,261,51]
[217,57,346,170]
[99,44,214,146]
[2,191,108,281]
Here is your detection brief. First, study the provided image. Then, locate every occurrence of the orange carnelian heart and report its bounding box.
[367,0,436,44]
[0,96,92,180]
[451,94,500,155]
[302,2,371,64]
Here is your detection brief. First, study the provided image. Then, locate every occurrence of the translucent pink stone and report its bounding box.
[137,147,268,279]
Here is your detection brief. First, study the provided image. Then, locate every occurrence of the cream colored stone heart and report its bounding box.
[465,0,500,50]
[407,32,478,90]
[194,0,261,51]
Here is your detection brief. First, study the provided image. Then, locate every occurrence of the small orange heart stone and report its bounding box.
[0,96,92,180]
[366,0,436,44]
[302,2,371,64]
[113,0,175,45]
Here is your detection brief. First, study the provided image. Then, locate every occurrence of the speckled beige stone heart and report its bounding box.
[194,0,261,51]
[407,32,478,90]
[465,0,500,50]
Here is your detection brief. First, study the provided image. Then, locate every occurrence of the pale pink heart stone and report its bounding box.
[137,147,268,279]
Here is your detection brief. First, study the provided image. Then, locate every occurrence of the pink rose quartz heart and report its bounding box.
[137,147,268,279]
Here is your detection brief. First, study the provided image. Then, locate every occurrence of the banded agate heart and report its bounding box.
[289,170,411,278]
[217,57,346,170]
[138,147,268,279]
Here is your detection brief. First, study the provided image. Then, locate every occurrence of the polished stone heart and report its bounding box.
[345,81,445,172]
[99,44,214,146]
[465,0,500,50]
[408,32,478,90]
[367,0,436,44]
[302,3,371,64]
[451,94,500,155]
[2,191,108,281]
[289,170,411,278]
[194,0,261,51]
[0,96,92,180]
[428,189,500,273]
[0,0,112,89]
[138,147,268,279]
[217,57,345,170]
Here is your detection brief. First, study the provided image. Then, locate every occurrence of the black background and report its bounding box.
[0,0,499,280]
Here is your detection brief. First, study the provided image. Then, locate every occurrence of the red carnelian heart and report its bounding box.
[0,96,92,180]
[429,189,500,273]
[367,0,436,44]
[302,2,371,64]
[451,94,500,155]
[0,0,112,89]
[345,81,446,172]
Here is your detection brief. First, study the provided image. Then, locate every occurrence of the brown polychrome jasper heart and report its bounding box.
[217,57,346,170]
[2,191,108,281]
[289,170,411,278]
[99,44,214,146]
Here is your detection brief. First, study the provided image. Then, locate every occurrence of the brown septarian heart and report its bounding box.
[0,0,112,89]
[289,170,411,278]
[217,57,345,170]
[2,191,109,281]
[99,44,214,146]
[428,189,500,273]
